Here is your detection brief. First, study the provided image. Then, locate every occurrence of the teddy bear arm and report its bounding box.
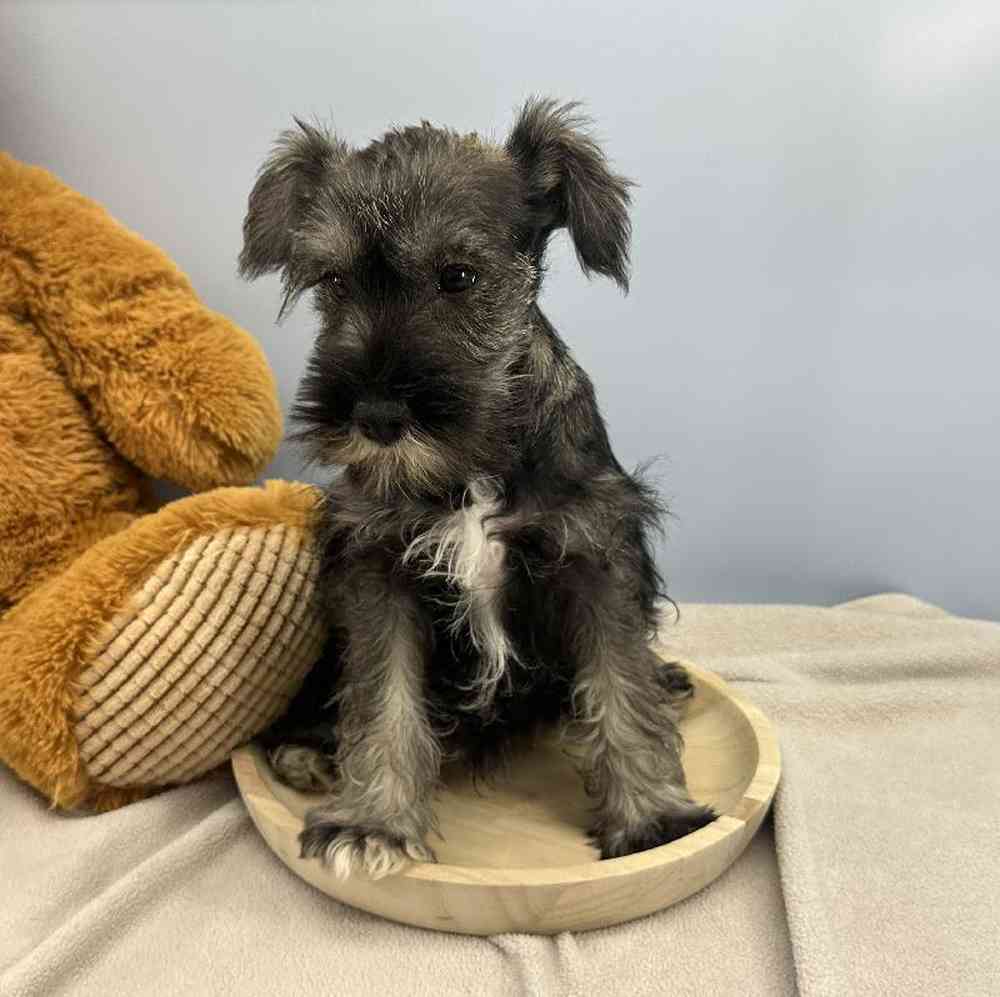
[2,153,283,491]
[79,304,285,491]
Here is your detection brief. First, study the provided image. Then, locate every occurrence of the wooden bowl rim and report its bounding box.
[232,659,781,889]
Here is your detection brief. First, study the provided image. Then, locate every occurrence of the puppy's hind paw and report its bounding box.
[655,660,696,702]
[298,818,436,880]
[267,744,337,793]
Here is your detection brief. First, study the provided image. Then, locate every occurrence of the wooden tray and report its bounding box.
[231,660,780,934]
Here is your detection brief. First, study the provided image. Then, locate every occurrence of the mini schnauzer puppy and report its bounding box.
[240,98,717,879]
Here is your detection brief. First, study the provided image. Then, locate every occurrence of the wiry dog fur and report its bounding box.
[242,98,717,879]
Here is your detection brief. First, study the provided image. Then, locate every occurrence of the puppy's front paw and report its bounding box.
[594,803,718,859]
[299,816,436,879]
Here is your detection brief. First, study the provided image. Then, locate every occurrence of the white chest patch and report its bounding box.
[402,477,516,711]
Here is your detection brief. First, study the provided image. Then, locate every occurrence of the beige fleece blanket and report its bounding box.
[1,594,997,996]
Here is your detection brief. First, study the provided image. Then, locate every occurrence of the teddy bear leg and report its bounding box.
[0,481,328,811]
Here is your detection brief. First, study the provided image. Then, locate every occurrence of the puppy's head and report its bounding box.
[240,98,632,498]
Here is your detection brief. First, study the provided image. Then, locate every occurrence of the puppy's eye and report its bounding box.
[319,270,346,296]
[438,264,478,294]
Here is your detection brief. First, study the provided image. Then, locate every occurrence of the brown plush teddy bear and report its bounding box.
[0,152,327,812]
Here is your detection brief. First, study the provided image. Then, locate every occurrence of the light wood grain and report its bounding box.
[232,659,780,934]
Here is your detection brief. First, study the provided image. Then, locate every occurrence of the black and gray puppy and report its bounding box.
[240,98,717,879]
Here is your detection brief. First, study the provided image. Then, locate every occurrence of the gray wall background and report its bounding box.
[2,1,998,620]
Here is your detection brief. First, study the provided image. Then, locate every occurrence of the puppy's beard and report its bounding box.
[332,427,454,499]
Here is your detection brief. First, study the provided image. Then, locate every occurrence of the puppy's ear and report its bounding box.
[238,119,348,281]
[506,98,633,291]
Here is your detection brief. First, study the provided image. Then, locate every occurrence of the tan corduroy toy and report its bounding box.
[0,152,327,812]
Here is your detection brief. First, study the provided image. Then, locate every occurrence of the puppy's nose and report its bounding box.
[352,398,411,445]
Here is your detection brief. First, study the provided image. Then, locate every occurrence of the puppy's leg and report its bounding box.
[563,581,716,859]
[299,562,441,879]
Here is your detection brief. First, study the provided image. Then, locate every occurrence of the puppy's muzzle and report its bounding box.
[352,398,411,445]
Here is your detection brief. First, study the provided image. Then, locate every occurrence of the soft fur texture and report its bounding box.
[0,152,283,607]
[244,99,716,878]
[0,152,318,810]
